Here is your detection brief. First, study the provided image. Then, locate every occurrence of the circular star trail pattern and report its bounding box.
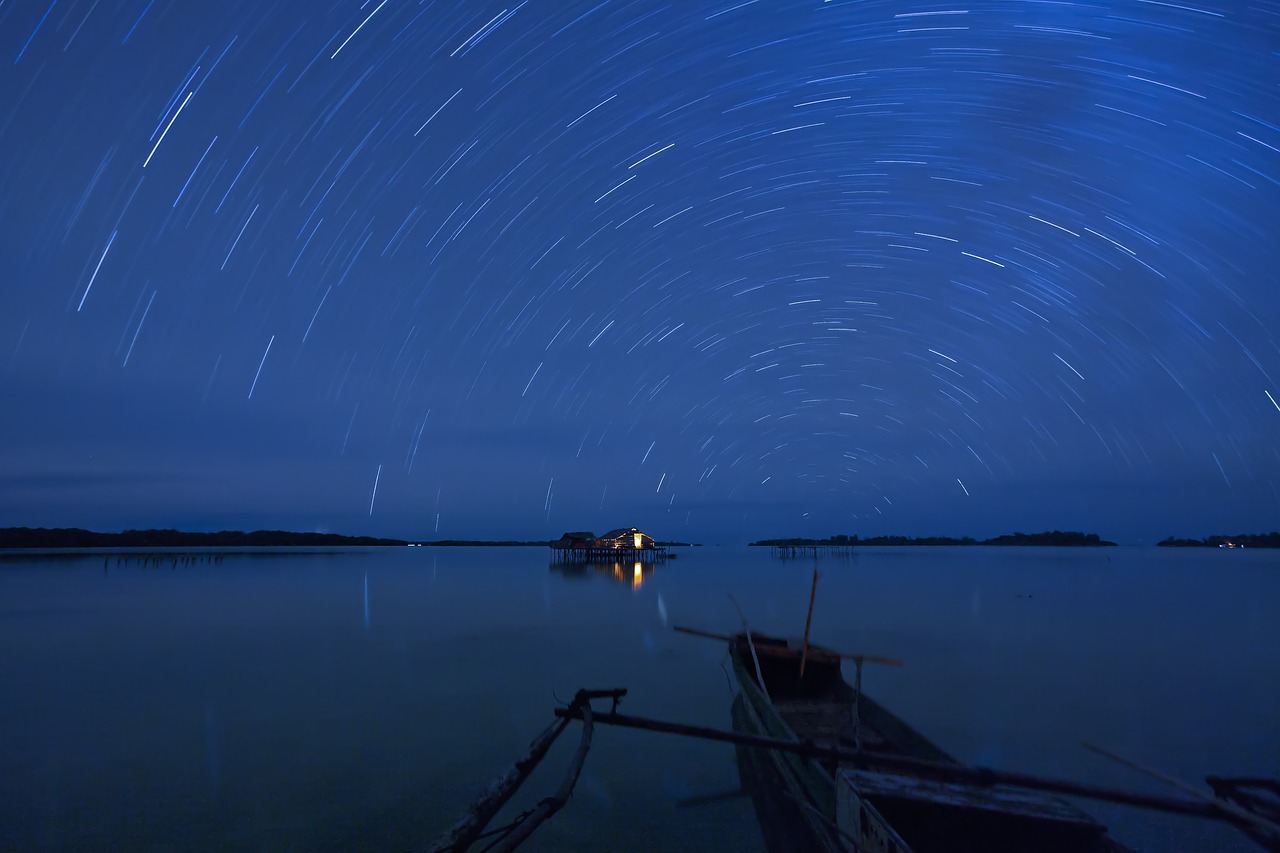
[2,1,1278,540]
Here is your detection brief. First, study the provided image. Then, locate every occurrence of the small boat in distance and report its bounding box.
[722,630,1130,852]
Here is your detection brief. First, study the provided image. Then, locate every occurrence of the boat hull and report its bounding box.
[727,633,1125,853]
[728,637,911,852]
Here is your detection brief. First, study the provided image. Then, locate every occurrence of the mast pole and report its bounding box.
[798,566,820,681]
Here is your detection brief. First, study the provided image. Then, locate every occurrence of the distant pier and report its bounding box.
[767,544,856,559]
[549,527,669,564]
[549,545,668,564]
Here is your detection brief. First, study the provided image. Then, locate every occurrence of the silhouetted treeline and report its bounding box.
[0,527,408,549]
[983,531,1115,546]
[750,530,1115,547]
[1157,532,1280,548]
[752,534,980,547]
[413,539,695,547]
[414,539,554,546]
[0,529,696,549]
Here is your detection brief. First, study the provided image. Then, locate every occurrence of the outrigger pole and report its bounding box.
[427,688,620,853]
[554,694,1280,850]
[431,687,1279,851]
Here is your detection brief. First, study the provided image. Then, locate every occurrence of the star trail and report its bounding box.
[2,1,1278,541]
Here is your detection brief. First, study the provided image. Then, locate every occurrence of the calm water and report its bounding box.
[2,545,1277,852]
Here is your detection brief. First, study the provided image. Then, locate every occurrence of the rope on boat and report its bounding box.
[718,655,736,697]
[472,810,536,850]
[728,596,771,704]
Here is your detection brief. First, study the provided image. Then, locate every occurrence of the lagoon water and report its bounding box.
[2,545,1277,852]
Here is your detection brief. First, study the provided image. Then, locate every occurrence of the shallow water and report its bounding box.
[2,545,1276,852]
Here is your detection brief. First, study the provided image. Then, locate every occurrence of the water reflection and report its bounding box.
[550,558,655,589]
[3,546,1275,853]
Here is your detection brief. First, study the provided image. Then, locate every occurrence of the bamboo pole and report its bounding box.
[798,567,820,680]
[673,625,734,642]
[673,625,903,667]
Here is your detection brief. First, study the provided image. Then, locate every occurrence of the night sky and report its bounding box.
[3,1,1278,543]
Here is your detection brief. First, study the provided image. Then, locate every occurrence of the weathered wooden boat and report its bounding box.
[440,676,1277,851]
[727,630,1130,852]
[432,590,1277,853]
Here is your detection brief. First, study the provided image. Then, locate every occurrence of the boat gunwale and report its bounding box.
[730,640,851,852]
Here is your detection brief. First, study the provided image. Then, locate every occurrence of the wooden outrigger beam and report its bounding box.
[1084,742,1280,846]
[426,718,570,853]
[427,688,623,853]
[1210,777,1280,851]
[553,698,1280,847]
[485,700,596,853]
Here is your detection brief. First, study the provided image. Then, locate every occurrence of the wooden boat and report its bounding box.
[727,631,1130,852]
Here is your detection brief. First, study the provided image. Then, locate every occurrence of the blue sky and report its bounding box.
[2,0,1278,543]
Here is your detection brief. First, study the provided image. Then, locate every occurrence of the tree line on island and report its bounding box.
[1156,532,1280,548]
[3,527,1278,550]
[755,530,1280,548]
[0,527,694,549]
[751,531,1116,547]
[0,527,412,549]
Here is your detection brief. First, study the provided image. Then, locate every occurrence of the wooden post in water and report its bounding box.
[798,567,820,680]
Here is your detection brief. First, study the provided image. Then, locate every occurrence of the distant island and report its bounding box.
[1157,532,1280,548]
[750,530,1116,547]
[0,528,695,550]
[0,528,410,549]
[409,539,697,547]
